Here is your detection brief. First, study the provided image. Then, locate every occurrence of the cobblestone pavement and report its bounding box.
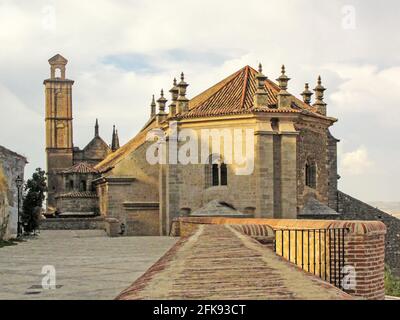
[0,230,177,300]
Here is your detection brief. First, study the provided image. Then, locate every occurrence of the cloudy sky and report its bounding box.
[0,0,399,202]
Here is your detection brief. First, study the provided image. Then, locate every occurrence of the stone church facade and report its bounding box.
[44,54,119,215]
[93,64,339,236]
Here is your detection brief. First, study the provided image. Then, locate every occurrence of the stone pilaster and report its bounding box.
[254,121,274,217]
[279,120,298,218]
[164,123,182,235]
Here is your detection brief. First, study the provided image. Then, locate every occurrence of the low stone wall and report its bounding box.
[55,195,98,214]
[40,217,105,230]
[123,202,159,236]
[174,216,386,300]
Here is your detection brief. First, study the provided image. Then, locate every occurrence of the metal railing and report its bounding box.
[274,228,349,289]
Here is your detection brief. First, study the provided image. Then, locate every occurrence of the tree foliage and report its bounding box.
[22,168,47,233]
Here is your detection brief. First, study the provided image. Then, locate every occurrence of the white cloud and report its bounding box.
[340,146,373,175]
[325,63,400,127]
[1,0,400,200]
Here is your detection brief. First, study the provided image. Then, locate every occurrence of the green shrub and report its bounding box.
[385,265,400,297]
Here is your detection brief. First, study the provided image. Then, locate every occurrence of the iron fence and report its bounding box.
[274,228,349,289]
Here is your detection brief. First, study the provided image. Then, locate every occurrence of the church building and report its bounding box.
[44,54,120,215]
[92,62,339,236]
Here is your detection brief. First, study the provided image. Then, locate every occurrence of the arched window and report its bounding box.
[55,67,62,78]
[208,154,228,187]
[305,159,317,189]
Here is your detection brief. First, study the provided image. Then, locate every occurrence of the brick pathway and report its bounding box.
[117,225,352,300]
[0,230,177,300]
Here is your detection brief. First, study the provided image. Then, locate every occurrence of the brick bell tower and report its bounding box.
[44,54,74,212]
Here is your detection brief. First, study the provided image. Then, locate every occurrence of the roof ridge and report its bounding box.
[240,66,250,109]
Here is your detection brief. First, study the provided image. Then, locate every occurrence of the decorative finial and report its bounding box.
[276,64,291,108]
[150,94,156,117]
[157,89,167,113]
[177,72,189,113]
[301,83,313,105]
[276,64,290,91]
[313,76,327,115]
[111,125,120,151]
[95,118,99,137]
[169,78,179,117]
[254,62,268,107]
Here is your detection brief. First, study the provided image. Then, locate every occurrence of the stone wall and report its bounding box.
[296,121,330,211]
[55,194,99,213]
[40,217,105,230]
[0,146,27,239]
[124,202,159,236]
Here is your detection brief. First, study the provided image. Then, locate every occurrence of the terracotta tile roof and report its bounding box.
[55,191,98,198]
[62,162,99,174]
[116,225,351,300]
[94,65,333,173]
[179,65,322,119]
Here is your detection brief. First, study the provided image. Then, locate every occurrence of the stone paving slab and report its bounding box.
[0,230,177,300]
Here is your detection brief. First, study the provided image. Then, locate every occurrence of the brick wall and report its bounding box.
[337,191,400,277]
[302,191,400,277]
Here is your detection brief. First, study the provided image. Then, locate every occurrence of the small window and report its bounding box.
[55,67,62,78]
[305,160,317,189]
[220,163,227,186]
[80,180,87,192]
[69,180,74,190]
[209,154,228,187]
[212,163,219,186]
